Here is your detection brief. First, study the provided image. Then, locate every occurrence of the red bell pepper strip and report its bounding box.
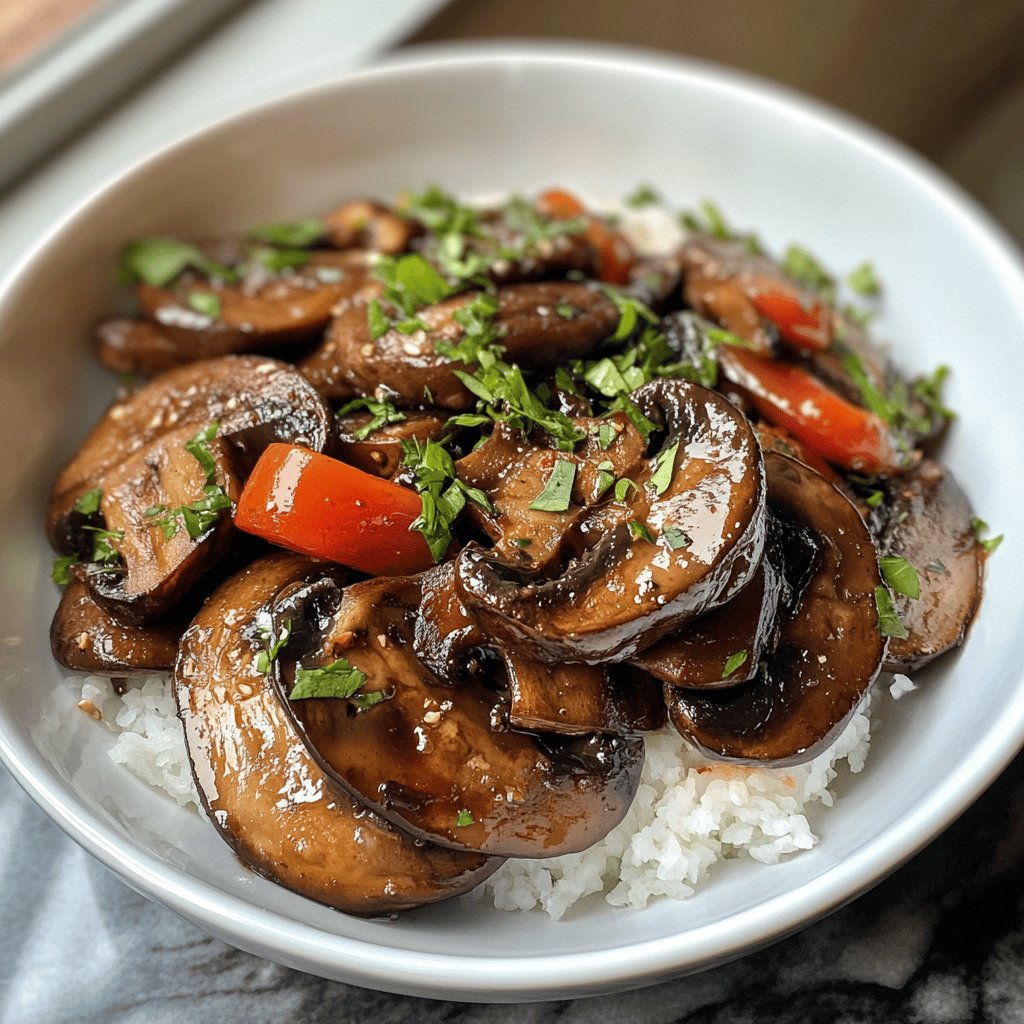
[744,276,832,353]
[234,444,434,576]
[720,349,901,475]
[537,188,637,286]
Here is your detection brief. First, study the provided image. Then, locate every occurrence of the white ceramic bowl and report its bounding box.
[2,44,1023,1002]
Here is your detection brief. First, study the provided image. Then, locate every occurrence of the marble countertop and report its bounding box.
[4,746,1024,1022]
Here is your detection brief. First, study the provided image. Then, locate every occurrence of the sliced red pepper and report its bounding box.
[537,187,637,285]
[234,443,434,576]
[744,276,832,353]
[720,349,901,475]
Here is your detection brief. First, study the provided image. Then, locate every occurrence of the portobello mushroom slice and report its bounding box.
[415,562,663,735]
[174,553,498,915]
[505,653,665,735]
[456,378,767,662]
[298,281,618,406]
[629,555,782,689]
[667,452,885,766]
[49,356,332,550]
[336,409,449,480]
[286,574,644,858]
[51,570,182,675]
[324,199,419,253]
[85,424,242,624]
[878,458,985,672]
[454,413,646,572]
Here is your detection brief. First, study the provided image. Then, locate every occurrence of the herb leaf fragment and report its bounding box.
[73,488,103,515]
[879,556,920,600]
[874,585,909,639]
[118,237,237,287]
[289,658,385,709]
[256,616,292,674]
[249,218,324,248]
[971,517,1004,555]
[723,650,749,677]
[528,459,577,512]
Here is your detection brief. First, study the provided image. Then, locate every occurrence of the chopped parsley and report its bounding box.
[846,261,881,297]
[118,237,237,287]
[597,421,621,449]
[184,422,220,484]
[51,555,77,586]
[366,298,390,340]
[626,184,661,208]
[556,303,577,319]
[83,525,124,565]
[73,488,103,515]
[879,556,920,600]
[594,460,615,499]
[971,517,1004,555]
[614,477,638,502]
[250,246,312,274]
[649,441,680,497]
[874,586,909,639]
[372,252,454,321]
[455,808,475,827]
[336,396,406,439]
[249,218,324,248]
[628,520,655,543]
[255,616,292,674]
[401,437,493,561]
[289,657,385,708]
[662,526,692,550]
[146,486,232,540]
[186,291,221,319]
[865,489,885,509]
[782,244,835,300]
[723,650,749,677]
[528,459,577,512]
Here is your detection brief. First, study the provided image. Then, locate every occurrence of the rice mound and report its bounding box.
[74,674,873,917]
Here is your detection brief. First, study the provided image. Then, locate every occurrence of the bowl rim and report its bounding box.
[2,41,1024,1001]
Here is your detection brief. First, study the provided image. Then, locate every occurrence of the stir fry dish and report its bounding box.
[46,187,994,915]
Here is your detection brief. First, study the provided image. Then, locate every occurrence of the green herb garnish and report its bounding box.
[336,396,406,440]
[83,526,124,565]
[249,218,324,248]
[146,486,232,540]
[401,437,492,562]
[723,650,749,677]
[846,261,881,297]
[118,238,237,287]
[865,489,885,509]
[971,517,1004,555]
[626,184,660,208]
[782,244,835,300]
[250,246,312,274]
[255,616,292,674]
[455,808,475,827]
[51,555,77,586]
[879,556,920,600]
[662,526,692,550]
[628,520,655,542]
[73,488,103,515]
[184,422,220,484]
[528,459,577,512]
[187,291,221,319]
[289,657,383,707]
[649,441,680,497]
[874,586,909,639]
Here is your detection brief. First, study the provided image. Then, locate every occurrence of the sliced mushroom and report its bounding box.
[336,410,449,480]
[285,574,644,858]
[324,199,419,253]
[174,552,498,915]
[667,452,885,765]
[506,653,665,735]
[49,356,332,550]
[879,458,984,672]
[51,569,182,675]
[85,424,242,623]
[298,282,618,406]
[457,378,766,662]
[629,556,782,689]
[415,562,663,735]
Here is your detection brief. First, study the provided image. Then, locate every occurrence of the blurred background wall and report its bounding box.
[407,0,1024,242]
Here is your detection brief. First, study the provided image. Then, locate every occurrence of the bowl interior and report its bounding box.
[2,48,1024,1001]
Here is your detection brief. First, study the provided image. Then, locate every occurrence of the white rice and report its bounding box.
[74,671,877,918]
